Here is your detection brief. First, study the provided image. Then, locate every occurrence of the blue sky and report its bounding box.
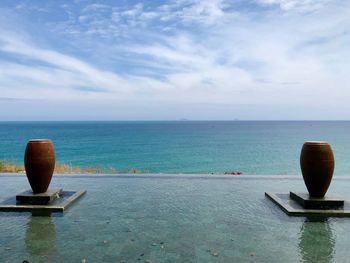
[0,0,349,120]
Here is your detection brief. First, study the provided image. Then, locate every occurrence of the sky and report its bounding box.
[0,0,349,120]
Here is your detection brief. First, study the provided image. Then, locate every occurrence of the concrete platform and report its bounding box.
[265,192,350,217]
[16,188,63,205]
[290,192,344,209]
[0,190,86,214]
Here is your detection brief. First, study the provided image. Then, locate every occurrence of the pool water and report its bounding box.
[1,174,350,262]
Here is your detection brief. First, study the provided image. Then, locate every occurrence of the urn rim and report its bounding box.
[303,141,329,145]
[27,139,53,143]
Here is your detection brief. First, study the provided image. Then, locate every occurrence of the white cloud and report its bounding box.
[167,0,226,24]
[0,0,350,119]
[54,0,231,42]
[0,34,136,99]
[256,0,331,12]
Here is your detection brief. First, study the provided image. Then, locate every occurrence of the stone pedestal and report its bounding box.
[290,192,344,209]
[16,189,62,205]
[1,190,86,214]
[265,192,350,217]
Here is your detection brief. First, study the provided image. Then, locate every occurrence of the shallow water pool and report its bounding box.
[1,174,350,262]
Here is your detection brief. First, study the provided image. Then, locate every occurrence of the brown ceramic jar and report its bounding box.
[24,139,56,193]
[300,141,334,198]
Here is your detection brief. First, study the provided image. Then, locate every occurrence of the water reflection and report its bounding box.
[25,216,56,260]
[298,217,335,263]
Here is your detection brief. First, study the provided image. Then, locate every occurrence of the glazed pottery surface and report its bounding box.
[300,141,334,198]
[24,139,55,193]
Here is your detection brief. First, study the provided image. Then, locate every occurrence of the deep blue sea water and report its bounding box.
[1,121,350,175]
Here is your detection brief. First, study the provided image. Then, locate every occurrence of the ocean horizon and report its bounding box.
[1,120,350,175]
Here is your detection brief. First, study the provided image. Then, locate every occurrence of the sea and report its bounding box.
[0,121,350,175]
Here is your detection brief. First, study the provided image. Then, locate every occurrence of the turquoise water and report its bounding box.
[1,174,350,262]
[1,121,350,174]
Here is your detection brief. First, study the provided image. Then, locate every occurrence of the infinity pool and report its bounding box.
[1,174,350,263]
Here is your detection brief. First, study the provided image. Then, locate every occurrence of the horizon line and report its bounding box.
[1,119,350,122]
